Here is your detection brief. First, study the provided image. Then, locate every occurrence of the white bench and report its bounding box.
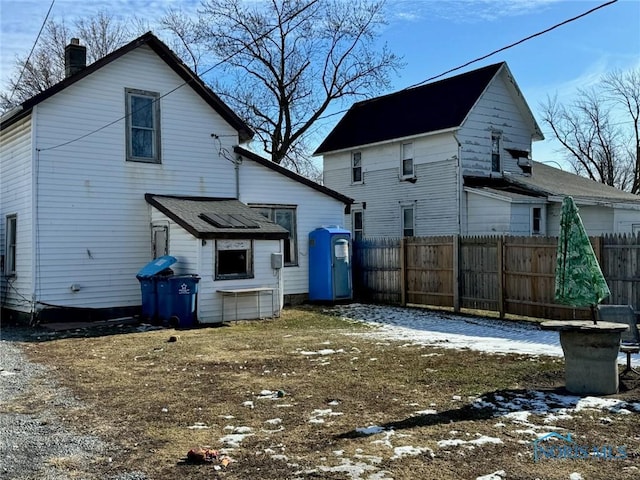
[217,287,276,323]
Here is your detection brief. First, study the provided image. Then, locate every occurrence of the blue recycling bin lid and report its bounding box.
[136,255,177,279]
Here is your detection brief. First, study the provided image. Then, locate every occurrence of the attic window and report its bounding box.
[126,88,161,163]
[491,133,501,173]
[199,213,259,228]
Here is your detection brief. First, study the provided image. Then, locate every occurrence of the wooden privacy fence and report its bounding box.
[352,234,640,320]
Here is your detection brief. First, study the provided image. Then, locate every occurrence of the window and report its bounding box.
[126,88,161,163]
[532,207,542,235]
[353,210,363,241]
[491,133,501,172]
[252,206,297,266]
[352,152,362,183]
[5,215,16,275]
[215,240,253,280]
[401,142,414,177]
[402,206,414,237]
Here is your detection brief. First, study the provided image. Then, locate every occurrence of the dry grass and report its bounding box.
[11,306,640,479]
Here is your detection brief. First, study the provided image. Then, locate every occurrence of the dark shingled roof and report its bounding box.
[1,32,253,142]
[145,194,289,240]
[315,62,504,154]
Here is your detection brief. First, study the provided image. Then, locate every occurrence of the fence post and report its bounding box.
[453,235,460,312]
[400,237,406,306]
[497,236,505,318]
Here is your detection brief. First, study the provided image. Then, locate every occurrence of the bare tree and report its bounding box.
[1,11,140,112]
[541,68,640,193]
[172,0,402,171]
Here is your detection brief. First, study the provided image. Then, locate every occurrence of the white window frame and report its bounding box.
[352,210,364,241]
[491,132,501,173]
[401,205,415,237]
[351,152,363,184]
[401,142,414,178]
[215,239,254,280]
[4,214,16,276]
[531,206,544,235]
[251,205,298,266]
[126,88,161,163]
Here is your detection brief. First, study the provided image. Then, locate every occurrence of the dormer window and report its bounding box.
[491,133,501,173]
[401,142,414,177]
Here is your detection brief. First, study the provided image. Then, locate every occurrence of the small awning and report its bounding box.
[145,194,289,240]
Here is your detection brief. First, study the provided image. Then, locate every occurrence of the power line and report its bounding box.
[406,0,618,89]
[316,0,618,123]
[7,0,56,103]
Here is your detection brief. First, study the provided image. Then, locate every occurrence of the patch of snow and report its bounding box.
[300,349,345,356]
[219,427,254,448]
[356,425,385,436]
[391,445,434,460]
[476,470,506,480]
[265,418,282,425]
[271,454,288,461]
[242,401,254,409]
[438,435,503,448]
[186,422,209,430]
[569,473,584,480]
[309,408,343,424]
[414,409,437,415]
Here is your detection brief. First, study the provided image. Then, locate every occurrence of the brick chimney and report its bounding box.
[65,38,86,77]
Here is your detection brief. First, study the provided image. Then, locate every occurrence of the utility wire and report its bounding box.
[7,0,56,103]
[316,0,618,123]
[406,0,618,89]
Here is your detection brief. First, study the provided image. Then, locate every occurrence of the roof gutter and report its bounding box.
[0,105,24,124]
[314,126,459,157]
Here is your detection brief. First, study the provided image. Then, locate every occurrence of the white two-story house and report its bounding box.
[0,32,351,324]
[316,62,640,239]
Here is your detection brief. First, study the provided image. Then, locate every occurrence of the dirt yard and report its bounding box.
[2,305,639,480]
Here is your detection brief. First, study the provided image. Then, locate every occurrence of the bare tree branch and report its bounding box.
[540,68,639,193]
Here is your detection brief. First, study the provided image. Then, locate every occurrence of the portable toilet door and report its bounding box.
[332,237,351,300]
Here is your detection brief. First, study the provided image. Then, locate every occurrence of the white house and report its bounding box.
[315,62,640,239]
[0,32,351,324]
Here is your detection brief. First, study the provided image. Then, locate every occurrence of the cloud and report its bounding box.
[388,0,561,24]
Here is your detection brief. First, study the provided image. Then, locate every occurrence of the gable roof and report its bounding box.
[234,146,353,205]
[1,32,253,142]
[145,194,289,240]
[315,62,543,155]
[466,161,640,206]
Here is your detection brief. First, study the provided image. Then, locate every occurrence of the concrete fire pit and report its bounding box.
[541,321,628,395]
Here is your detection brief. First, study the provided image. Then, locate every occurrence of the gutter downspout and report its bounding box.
[31,107,39,323]
[453,132,462,235]
[234,153,242,200]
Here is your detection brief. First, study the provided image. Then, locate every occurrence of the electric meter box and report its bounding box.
[308,226,352,302]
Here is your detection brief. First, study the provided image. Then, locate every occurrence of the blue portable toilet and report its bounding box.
[309,226,352,302]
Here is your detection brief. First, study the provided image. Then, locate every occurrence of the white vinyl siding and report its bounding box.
[29,45,239,309]
[458,72,533,177]
[0,117,34,312]
[238,157,346,297]
[325,137,458,237]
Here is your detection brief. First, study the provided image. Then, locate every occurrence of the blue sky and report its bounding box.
[1,0,639,166]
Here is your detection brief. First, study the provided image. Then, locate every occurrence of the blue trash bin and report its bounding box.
[136,256,177,323]
[167,275,200,328]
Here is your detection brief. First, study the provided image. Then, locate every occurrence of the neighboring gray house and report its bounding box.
[0,32,351,323]
[315,62,640,239]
